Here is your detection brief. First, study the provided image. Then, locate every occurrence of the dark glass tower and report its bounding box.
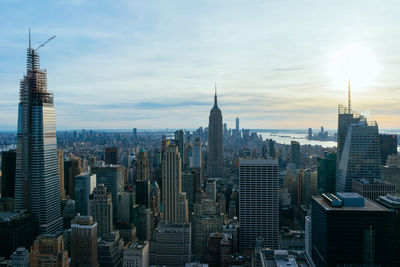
[208,90,223,178]
[1,149,16,198]
[14,34,63,234]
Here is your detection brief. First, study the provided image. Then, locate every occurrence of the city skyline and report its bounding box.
[1,1,400,130]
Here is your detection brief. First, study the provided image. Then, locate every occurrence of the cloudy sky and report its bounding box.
[1,0,400,130]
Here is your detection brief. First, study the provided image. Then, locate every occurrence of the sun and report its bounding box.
[326,44,381,93]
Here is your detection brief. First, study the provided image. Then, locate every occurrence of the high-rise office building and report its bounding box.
[58,150,65,200]
[175,130,185,169]
[74,172,96,216]
[14,35,63,234]
[89,184,113,237]
[92,165,125,220]
[64,157,83,199]
[352,178,395,202]
[150,181,160,213]
[1,149,16,198]
[379,134,398,165]
[317,152,336,193]
[311,193,393,266]
[298,169,317,207]
[0,211,37,259]
[162,144,188,223]
[290,141,300,168]
[239,158,279,251]
[29,234,68,267]
[336,114,381,192]
[136,180,150,208]
[208,90,224,178]
[132,128,138,140]
[132,205,151,241]
[105,147,119,165]
[376,194,400,266]
[268,140,275,158]
[136,149,149,181]
[205,179,217,202]
[97,232,124,267]
[193,215,223,261]
[193,137,202,168]
[176,192,189,224]
[117,191,135,224]
[149,222,191,267]
[337,104,363,165]
[63,199,76,229]
[236,116,239,132]
[71,215,98,267]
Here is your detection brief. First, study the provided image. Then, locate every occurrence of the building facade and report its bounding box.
[92,165,125,221]
[208,91,224,178]
[74,172,97,216]
[89,184,113,237]
[239,158,279,251]
[71,215,98,267]
[311,193,392,266]
[14,42,63,234]
[336,115,381,192]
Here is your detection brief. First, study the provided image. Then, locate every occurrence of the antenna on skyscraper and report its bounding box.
[348,79,351,111]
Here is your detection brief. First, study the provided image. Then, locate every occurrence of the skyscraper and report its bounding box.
[379,134,398,165]
[336,116,381,192]
[71,215,98,267]
[149,222,191,266]
[317,152,336,193]
[92,164,125,221]
[311,193,392,266]
[162,144,188,223]
[337,104,363,166]
[105,147,118,165]
[205,179,217,202]
[64,157,83,199]
[175,130,185,169]
[236,116,239,132]
[193,137,202,168]
[58,150,65,200]
[1,149,16,198]
[239,158,279,251]
[14,33,63,234]
[136,149,149,181]
[89,184,113,237]
[208,90,224,178]
[74,172,97,216]
[290,141,300,168]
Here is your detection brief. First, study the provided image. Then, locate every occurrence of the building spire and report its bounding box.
[29,28,31,50]
[214,83,218,108]
[348,79,351,111]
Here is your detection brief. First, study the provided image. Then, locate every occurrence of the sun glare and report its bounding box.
[326,44,381,93]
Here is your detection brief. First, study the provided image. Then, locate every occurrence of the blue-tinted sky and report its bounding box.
[1,0,400,130]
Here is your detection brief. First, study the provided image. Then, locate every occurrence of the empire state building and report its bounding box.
[208,90,224,178]
[14,33,63,234]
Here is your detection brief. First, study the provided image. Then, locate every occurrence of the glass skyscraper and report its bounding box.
[336,113,381,192]
[14,37,63,234]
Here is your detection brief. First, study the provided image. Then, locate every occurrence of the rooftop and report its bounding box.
[313,195,388,212]
[239,158,279,165]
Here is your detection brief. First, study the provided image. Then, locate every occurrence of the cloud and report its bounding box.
[1,0,400,129]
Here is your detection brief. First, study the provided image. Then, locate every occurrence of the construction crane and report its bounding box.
[35,35,56,51]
